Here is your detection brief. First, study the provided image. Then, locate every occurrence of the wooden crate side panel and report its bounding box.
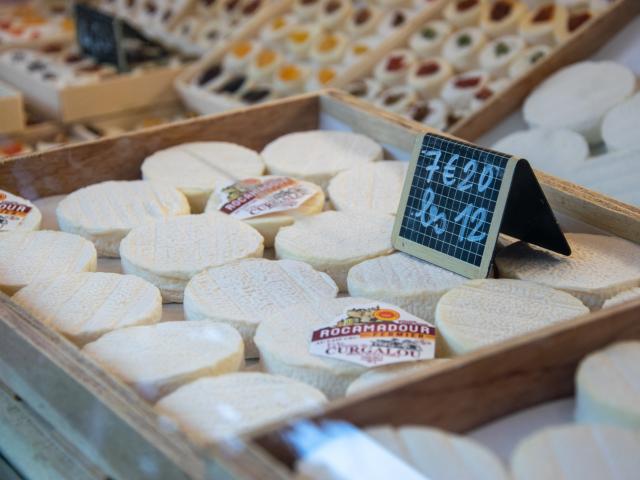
[0,94,319,200]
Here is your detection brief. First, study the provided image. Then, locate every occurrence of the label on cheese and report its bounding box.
[217,176,315,219]
[309,302,436,367]
[0,190,32,231]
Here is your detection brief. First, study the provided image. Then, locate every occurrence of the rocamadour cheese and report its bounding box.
[0,190,42,232]
[346,360,447,395]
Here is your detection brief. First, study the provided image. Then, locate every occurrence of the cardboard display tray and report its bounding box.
[1,90,640,480]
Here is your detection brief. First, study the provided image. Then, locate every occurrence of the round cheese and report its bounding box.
[602,92,640,152]
[141,142,265,212]
[495,234,640,310]
[12,272,161,346]
[346,360,447,395]
[0,231,97,295]
[575,341,640,429]
[183,258,338,358]
[204,176,325,248]
[155,372,326,444]
[366,425,509,480]
[511,424,640,480]
[261,130,383,189]
[0,190,42,232]
[254,297,375,399]
[603,288,640,308]
[435,279,588,356]
[56,180,190,257]
[275,211,395,292]
[523,61,635,144]
[327,161,408,215]
[347,252,468,322]
[83,321,243,402]
[492,128,589,178]
[120,213,264,303]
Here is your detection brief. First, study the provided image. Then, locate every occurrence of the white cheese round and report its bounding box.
[347,252,468,322]
[83,321,243,402]
[603,288,640,308]
[119,213,264,303]
[523,61,635,144]
[366,425,509,480]
[56,180,190,257]
[254,297,375,399]
[495,234,640,310]
[204,176,325,248]
[141,142,265,212]
[183,258,338,358]
[602,92,640,152]
[346,360,447,395]
[575,341,640,429]
[511,424,640,480]
[261,130,383,190]
[155,372,326,444]
[327,161,407,215]
[0,190,42,232]
[12,272,161,346]
[435,279,588,356]
[275,211,395,291]
[0,231,97,295]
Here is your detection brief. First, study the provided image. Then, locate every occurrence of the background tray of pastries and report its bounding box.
[0,1,74,52]
[0,79,25,134]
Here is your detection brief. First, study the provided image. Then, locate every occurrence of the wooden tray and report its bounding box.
[1,90,640,480]
[0,81,25,134]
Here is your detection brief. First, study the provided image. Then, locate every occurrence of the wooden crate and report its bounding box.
[1,90,640,480]
[0,81,25,134]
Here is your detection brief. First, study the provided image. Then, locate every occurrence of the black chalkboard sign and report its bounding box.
[393,133,570,279]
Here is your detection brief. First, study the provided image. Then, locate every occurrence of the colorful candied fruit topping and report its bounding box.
[1,143,25,156]
[475,87,493,100]
[417,62,440,76]
[272,17,287,30]
[568,12,591,31]
[354,8,371,25]
[421,27,436,39]
[256,49,277,67]
[325,0,341,14]
[352,44,369,55]
[490,1,512,21]
[411,104,432,122]
[289,30,310,44]
[457,0,478,11]
[384,92,405,106]
[455,76,481,88]
[279,65,302,82]
[231,41,252,58]
[317,35,338,52]
[533,5,554,22]
[386,55,406,71]
[318,68,336,85]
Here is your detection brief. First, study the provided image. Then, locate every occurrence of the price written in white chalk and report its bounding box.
[414,149,497,244]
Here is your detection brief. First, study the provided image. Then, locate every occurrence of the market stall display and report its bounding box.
[0,2,73,51]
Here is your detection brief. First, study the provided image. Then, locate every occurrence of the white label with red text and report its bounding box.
[309,302,436,367]
[217,176,316,219]
[0,190,33,232]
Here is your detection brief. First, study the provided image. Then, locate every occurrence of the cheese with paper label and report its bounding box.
[327,161,408,215]
[261,130,383,189]
[184,258,338,358]
[83,321,243,402]
[0,231,97,295]
[575,341,640,429]
[205,176,325,247]
[495,234,640,310]
[347,252,468,322]
[435,279,588,356]
[56,181,190,257]
[0,190,41,232]
[119,213,264,303]
[365,425,509,480]
[155,373,326,444]
[254,297,378,399]
[141,142,265,212]
[346,359,447,395]
[12,272,161,346]
[275,211,394,292]
[511,424,640,480]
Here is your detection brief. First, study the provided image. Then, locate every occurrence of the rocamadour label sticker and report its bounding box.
[0,190,33,232]
[217,176,315,219]
[309,302,436,367]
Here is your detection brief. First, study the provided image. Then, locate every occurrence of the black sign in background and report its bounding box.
[399,134,510,268]
[75,3,124,70]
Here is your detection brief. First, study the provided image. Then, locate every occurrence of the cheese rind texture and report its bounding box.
[254,297,375,399]
[495,233,640,310]
[183,258,339,358]
[141,142,265,212]
[56,180,190,257]
[366,425,509,480]
[0,231,97,295]
[511,424,640,480]
[261,130,383,189]
[602,92,640,152]
[575,341,640,429]
[347,252,468,322]
[275,210,395,291]
[327,161,408,215]
[603,288,640,309]
[13,272,161,346]
[204,176,325,247]
[83,321,244,402]
[119,213,264,303]
[346,360,448,395]
[155,372,326,444]
[435,279,588,356]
